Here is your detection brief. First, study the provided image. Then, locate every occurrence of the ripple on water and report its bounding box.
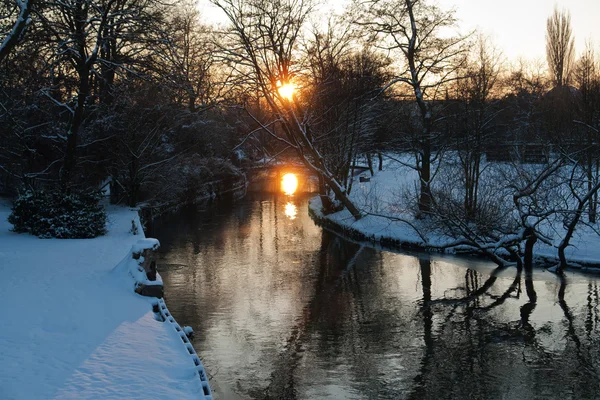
[156,263,188,272]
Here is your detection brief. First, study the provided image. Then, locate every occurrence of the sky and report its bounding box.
[198,0,600,63]
[437,0,600,62]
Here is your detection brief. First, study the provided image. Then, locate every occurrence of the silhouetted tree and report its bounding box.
[305,21,390,191]
[453,34,503,219]
[353,0,469,215]
[546,6,575,87]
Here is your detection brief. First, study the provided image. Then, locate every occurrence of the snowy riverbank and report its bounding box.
[0,199,211,399]
[308,157,600,271]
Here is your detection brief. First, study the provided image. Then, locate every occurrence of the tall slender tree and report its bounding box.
[546,6,575,88]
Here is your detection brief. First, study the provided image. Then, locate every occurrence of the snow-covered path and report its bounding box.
[0,200,206,399]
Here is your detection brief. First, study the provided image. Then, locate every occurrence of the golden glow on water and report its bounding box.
[281,173,298,195]
[284,202,297,220]
[278,83,295,101]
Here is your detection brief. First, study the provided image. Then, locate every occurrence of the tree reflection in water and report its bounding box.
[409,258,599,400]
[154,194,600,399]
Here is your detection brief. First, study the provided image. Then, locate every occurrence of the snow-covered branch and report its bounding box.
[0,0,33,62]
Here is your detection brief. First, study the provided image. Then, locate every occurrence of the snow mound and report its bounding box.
[183,326,194,337]
[132,238,160,253]
[113,239,163,287]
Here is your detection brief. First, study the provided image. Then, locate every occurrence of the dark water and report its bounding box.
[151,193,600,400]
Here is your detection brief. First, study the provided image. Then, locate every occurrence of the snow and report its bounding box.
[183,326,194,337]
[113,239,164,288]
[0,199,211,399]
[132,238,160,253]
[310,154,600,269]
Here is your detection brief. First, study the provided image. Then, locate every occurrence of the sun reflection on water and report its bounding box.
[284,202,297,220]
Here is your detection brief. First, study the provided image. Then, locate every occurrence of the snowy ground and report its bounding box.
[310,155,600,269]
[0,198,210,399]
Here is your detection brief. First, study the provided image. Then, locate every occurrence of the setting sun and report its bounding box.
[281,173,298,195]
[278,83,295,101]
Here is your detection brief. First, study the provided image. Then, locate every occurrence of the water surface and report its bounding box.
[152,193,600,399]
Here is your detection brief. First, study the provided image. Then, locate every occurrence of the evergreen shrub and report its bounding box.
[8,189,107,238]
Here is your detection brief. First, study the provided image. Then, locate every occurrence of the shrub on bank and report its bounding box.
[8,189,107,238]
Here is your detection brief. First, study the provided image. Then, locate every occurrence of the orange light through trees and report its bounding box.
[278,82,295,101]
[281,173,298,195]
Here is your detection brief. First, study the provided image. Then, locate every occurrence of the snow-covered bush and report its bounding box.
[9,189,107,238]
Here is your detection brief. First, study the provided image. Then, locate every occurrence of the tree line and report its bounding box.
[1,0,599,268]
[1,0,241,208]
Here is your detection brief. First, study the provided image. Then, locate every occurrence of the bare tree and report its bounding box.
[430,157,566,272]
[506,58,549,99]
[546,6,575,88]
[573,42,600,222]
[304,20,390,192]
[36,0,125,188]
[156,1,219,113]
[557,160,600,272]
[352,0,469,215]
[35,0,173,188]
[453,34,503,219]
[213,0,362,219]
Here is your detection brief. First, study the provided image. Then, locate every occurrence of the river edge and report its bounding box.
[0,199,212,399]
[131,209,213,398]
[138,176,247,233]
[307,195,600,273]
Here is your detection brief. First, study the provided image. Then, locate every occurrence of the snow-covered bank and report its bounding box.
[0,199,211,399]
[308,157,600,271]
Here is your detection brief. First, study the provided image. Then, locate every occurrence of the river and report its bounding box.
[150,193,600,400]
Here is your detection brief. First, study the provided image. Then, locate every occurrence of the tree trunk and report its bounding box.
[128,154,139,207]
[60,0,100,190]
[587,131,597,223]
[523,228,537,302]
[418,135,432,214]
[315,163,362,219]
[99,24,116,106]
[280,114,362,220]
[367,153,374,176]
[61,64,89,189]
[405,0,433,215]
[187,88,196,113]
[318,175,334,213]
[347,156,356,196]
